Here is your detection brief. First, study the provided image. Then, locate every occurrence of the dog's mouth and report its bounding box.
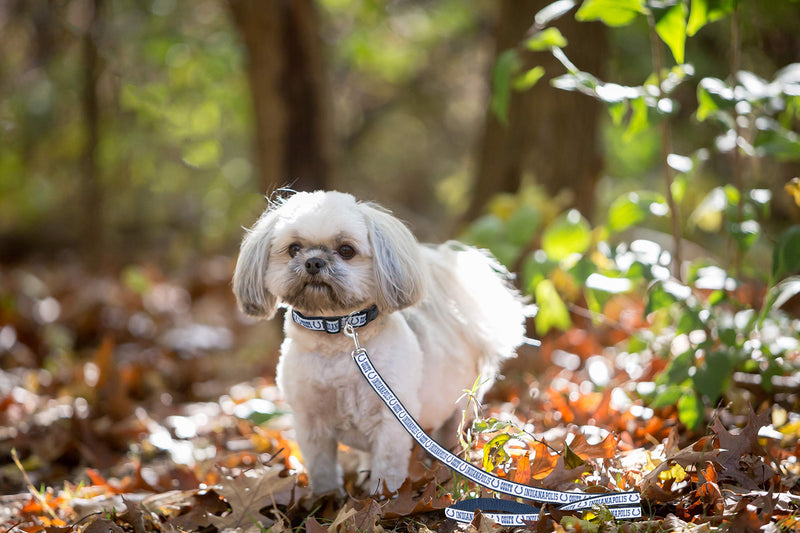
[284,277,346,312]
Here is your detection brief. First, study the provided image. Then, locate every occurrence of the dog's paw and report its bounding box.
[368,467,407,495]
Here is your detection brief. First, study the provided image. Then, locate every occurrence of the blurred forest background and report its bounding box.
[2,0,797,270]
[3,1,800,528]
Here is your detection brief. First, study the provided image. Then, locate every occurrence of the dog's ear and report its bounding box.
[360,203,426,312]
[233,208,279,319]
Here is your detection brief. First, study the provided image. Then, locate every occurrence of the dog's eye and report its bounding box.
[337,244,356,260]
[288,243,302,258]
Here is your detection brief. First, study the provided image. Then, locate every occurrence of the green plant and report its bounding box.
[465,0,800,431]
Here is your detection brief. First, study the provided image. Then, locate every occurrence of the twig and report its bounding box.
[10,448,59,521]
[730,3,744,279]
[647,13,683,281]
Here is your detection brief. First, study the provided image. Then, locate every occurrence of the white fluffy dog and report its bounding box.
[233,191,526,494]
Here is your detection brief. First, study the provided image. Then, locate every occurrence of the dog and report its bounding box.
[233,190,527,494]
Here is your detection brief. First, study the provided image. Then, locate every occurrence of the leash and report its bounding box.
[342,323,642,526]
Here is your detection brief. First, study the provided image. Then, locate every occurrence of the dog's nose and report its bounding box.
[305,257,326,275]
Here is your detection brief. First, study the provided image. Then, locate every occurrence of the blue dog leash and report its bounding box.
[342,323,642,526]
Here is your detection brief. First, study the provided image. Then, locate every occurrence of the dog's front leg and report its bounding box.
[294,413,342,494]
[368,412,415,494]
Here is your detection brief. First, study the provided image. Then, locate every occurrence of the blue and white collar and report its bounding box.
[291,305,379,335]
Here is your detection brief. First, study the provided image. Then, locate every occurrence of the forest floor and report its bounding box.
[1,258,798,532]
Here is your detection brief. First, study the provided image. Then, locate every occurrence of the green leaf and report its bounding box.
[692,350,736,404]
[696,85,718,122]
[646,280,691,315]
[473,418,513,434]
[655,3,688,65]
[772,225,800,280]
[182,139,221,168]
[687,0,735,37]
[754,123,800,161]
[513,66,546,91]
[534,279,572,334]
[506,204,542,246]
[607,191,668,233]
[463,214,506,246]
[650,384,683,408]
[677,392,703,430]
[563,442,587,469]
[525,28,568,51]
[575,0,647,27]
[541,209,592,261]
[660,349,694,386]
[522,252,556,293]
[491,50,521,126]
[607,99,629,126]
[623,96,649,142]
[729,220,760,253]
[696,78,736,123]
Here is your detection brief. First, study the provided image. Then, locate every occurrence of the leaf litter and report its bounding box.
[1,260,799,531]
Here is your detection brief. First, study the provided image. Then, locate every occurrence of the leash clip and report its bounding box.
[343,320,364,358]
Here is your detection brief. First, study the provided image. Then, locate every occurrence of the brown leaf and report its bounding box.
[83,517,125,533]
[305,517,330,533]
[640,436,717,500]
[529,440,559,480]
[540,455,591,490]
[568,432,618,460]
[383,478,452,518]
[468,509,500,532]
[93,336,133,420]
[351,499,383,532]
[727,504,764,533]
[713,408,778,489]
[157,489,227,531]
[208,464,296,533]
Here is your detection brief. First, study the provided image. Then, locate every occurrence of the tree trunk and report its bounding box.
[81,0,103,265]
[467,0,606,221]
[229,0,333,194]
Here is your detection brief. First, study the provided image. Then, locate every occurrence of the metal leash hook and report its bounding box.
[343,319,364,357]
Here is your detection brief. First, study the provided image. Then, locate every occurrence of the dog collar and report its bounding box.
[291,305,379,335]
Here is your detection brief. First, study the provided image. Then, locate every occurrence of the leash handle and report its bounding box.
[343,329,642,524]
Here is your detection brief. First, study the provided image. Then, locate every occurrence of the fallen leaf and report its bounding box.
[713,408,778,489]
[512,454,531,484]
[305,517,329,533]
[568,432,618,460]
[383,478,452,518]
[529,440,559,480]
[208,464,296,532]
[562,442,586,470]
[83,517,125,533]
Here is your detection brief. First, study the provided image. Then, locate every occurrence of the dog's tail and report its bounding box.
[423,242,530,369]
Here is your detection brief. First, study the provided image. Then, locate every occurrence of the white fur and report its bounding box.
[233,190,526,494]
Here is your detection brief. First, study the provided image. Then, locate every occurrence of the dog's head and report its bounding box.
[233,191,425,319]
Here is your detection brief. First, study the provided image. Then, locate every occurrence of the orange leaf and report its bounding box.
[512,454,532,485]
[546,388,575,424]
[21,496,43,513]
[569,432,619,460]
[86,468,108,487]
[699,461,717,484]
[529,440,558,480]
